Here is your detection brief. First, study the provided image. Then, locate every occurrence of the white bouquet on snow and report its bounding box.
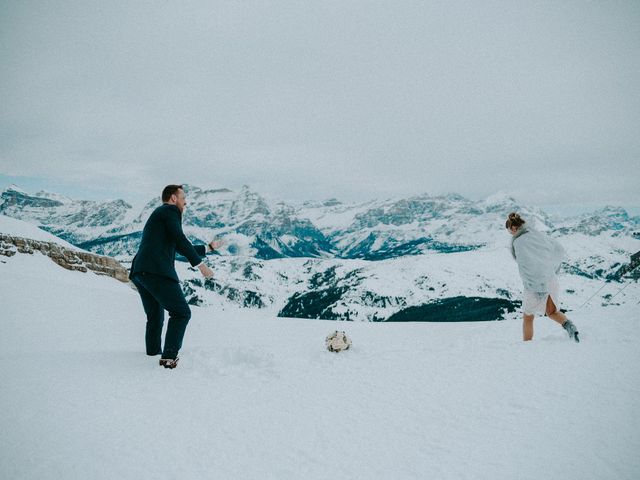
[325,331,352,352]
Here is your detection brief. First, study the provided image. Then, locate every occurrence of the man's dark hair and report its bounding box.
[162,185,183,202]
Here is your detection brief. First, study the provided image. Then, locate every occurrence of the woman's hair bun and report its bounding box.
[506,212,525,229]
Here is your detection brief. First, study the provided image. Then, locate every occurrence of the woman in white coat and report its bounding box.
[506,213,579,342]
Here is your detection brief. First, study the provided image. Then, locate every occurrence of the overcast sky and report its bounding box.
[1,0,639,210]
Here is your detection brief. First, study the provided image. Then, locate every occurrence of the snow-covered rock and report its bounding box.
[0,215,129,282]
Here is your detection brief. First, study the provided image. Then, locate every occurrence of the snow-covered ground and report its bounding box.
[0,215,81,250]
[1,249,639,479]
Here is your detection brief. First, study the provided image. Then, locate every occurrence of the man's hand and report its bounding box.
[208,239,225,251]
[198,263,214,278]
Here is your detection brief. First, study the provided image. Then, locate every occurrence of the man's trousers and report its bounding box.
[131,272,191,359]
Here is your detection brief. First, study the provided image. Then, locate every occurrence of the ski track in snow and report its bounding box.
[1,252,639,480]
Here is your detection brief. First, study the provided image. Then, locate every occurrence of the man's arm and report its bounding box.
[192,244,207,257]
[164,208,204,267]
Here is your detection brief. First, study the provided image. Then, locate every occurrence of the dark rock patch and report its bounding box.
[385,296,521,322]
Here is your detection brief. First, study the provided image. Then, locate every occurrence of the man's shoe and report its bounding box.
[562,320,579,343]
[159,357,179,369]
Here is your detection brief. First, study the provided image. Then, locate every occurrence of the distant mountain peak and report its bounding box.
[34,190,74,204]
[594,206,629,217]
[482,191,518,206]
[205,188,233,194]
[321,198,342,207]
[5,184,28,195]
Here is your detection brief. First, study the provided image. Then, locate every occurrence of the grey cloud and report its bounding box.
[1,0,639,207]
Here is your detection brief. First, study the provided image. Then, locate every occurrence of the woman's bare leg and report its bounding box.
[523,313,535,341]
[545,296,567,325]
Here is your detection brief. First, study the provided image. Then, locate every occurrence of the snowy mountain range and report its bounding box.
[1,184,638,321]
[2,184,638,260]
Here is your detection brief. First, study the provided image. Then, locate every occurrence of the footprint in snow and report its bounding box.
[186,346,278,378]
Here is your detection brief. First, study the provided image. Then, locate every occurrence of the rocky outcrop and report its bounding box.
[0,234,129,282]
[182,277,268,308]
[278,286,350,320]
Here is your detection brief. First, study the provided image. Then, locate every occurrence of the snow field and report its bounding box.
[1,251,639,479]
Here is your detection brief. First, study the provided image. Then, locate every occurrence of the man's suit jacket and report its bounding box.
[129,204,206,283]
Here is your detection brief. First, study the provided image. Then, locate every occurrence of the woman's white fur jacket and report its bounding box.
[511,225,566,293]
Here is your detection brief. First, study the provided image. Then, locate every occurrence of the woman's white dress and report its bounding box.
[511,226,566,315]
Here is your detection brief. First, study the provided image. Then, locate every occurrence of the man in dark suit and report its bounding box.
[129,184,219,369]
